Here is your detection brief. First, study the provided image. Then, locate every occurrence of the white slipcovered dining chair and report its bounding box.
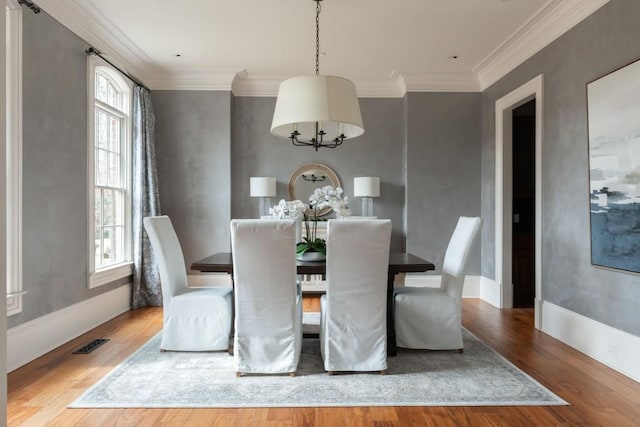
[230,219,302,376]
[394,216,481,351]
[143,216,233,352]
[320,219,392,374]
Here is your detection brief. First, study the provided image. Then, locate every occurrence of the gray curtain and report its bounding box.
[132,86,162,308]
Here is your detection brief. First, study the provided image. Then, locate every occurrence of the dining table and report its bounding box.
[191,252,435,356]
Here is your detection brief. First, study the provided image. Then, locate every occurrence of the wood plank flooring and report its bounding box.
[7,298,640,426]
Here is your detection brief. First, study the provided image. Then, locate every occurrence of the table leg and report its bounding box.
[387,271,397,356]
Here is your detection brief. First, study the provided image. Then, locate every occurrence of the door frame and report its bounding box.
[495,74,543,329]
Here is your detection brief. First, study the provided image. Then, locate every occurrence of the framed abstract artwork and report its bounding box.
[587,58,640,274]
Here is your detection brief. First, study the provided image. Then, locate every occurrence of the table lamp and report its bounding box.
[353,177,380,217]
[250,177,276,217]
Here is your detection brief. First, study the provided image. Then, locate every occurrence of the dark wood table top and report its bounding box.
[191,252,435,275]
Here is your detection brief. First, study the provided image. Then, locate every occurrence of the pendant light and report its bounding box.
[270,0,364,151]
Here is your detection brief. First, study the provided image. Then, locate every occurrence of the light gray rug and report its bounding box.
[71,315,567,408]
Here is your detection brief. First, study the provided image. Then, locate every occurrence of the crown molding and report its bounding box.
[354,73,407,98]
[231,71,475,98]
[232,71,409,98]
[474,0,610,90]
[34,0,156,87]
[152,70,240,91]
[399,72,481,93]
[35,0,608,96]
[231,71,285,97]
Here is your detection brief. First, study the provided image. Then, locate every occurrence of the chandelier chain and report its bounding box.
[315,0,321,75]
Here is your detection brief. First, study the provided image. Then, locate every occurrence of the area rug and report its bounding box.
[70,315,567,408]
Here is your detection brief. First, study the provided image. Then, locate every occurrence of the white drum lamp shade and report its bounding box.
[354,177,380,217]
[250,177,276,217]
[250,177,276,198]
[271,75,364,146]
[354,177,380,197]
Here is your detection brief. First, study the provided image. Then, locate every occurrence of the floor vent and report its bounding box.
[73,338,109,354]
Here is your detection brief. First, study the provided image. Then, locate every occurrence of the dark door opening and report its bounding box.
[512,99,536,308]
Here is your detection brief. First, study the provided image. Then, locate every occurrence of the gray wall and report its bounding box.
[153,92,482,270]
[10,11,126,328]
[481,0,640,335]
[152,91,233,269]
[406,93,482,274]
[231,96,407,251]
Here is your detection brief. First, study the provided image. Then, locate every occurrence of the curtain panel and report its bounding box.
[132,86,162,308]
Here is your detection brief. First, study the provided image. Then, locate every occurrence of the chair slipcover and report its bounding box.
[143,216,233,351]
[230,219,302,375]
[320,219,392,373]
[394,216,481,350]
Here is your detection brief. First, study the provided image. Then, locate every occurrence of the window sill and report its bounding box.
[7,293,24,316]
[90,262,133,289]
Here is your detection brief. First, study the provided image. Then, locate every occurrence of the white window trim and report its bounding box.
[87,56,133,289]
[89,261,133,289]
[6,0,23,316]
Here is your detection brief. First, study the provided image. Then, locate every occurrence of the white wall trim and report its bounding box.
[475,0,609,90]
[232,71,410,98]
[89,262,133,289]
[400,72,481,93]
[2,1,9,418]
[187,273,232,287]
[403,274,481,298]
[153,69,241,92]
[6,0,23,316]
[479,276,501,308]
[495,74,543,330]
[7,284,131,373]
[34,0,155,87]
[35,0,607,95]
[542,301,640,383]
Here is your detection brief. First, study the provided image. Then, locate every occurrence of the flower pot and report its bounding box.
[296,251,326,262]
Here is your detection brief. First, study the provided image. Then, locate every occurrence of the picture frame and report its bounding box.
[587,58,640,274]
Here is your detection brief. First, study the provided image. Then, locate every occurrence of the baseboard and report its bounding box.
[403,274,481,298]
[541,301,640,383]
[480,276,501,307]
[7,284,132,373]
[187,273,232,287]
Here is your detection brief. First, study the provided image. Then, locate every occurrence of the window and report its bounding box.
[6,0,23,315]
[88,57,132,288]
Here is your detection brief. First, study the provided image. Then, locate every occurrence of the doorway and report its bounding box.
[494,74,543,329]
[512,100,536,308]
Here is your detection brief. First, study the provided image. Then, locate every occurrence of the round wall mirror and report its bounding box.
[288,163,341,217]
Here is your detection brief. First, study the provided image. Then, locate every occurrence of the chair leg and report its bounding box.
[458,348,464,353]
[380,369,388,375]
[290,372,296,377]
[160,349,166,352]
[236,372,242,377]
[327,371,335,376]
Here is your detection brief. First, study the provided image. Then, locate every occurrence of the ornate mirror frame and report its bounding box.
[288,163,341,217]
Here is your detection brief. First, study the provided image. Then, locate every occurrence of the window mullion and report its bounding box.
[95,100,125,118]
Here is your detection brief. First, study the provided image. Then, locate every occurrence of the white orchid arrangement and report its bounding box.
[268,186,350,257]
[268,199,307,219]
[297,185,350,257]
[309,185,350,218]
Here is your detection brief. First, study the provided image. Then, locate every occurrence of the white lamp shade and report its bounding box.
[354,177,380,197]
[271,75,364,142]
[250,177,276,197]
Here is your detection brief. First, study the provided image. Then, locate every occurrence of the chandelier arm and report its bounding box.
[289,132,344,151]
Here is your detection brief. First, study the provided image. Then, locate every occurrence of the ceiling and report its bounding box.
[36,0,608,96]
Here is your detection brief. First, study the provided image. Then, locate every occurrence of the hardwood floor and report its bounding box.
[8,298,640,426]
